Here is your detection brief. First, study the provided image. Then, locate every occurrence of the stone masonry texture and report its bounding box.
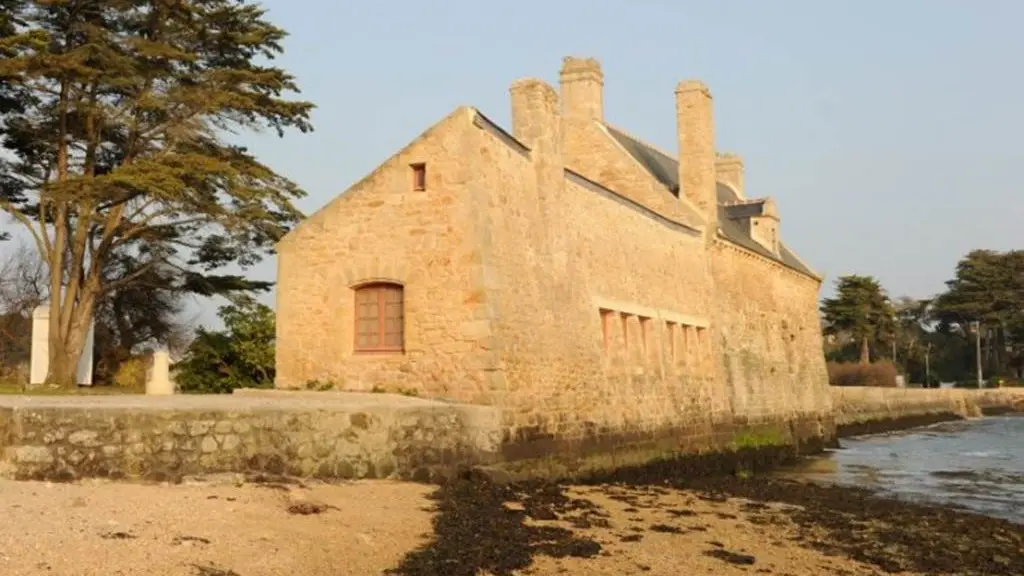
[273,56,838,470]
[0,394,502,482]
[0,389,1021,482]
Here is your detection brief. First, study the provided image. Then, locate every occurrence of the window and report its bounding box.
[354,283,404,352]
[638,316,651,359]
[600,309,614,352]
[666,322,677,365]
[620,313,630,353]
[411,163,426,191]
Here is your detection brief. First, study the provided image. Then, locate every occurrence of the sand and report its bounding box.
[2,473,1006,576]
[0,476,433,576]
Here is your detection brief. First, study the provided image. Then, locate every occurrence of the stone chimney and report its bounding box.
[510,77,563,199]
[716,153,744,198]
[676,80,717,234]
[511,78,561,157]
[559,56,604,121]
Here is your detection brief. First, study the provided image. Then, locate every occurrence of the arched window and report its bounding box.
[354,283,404,352]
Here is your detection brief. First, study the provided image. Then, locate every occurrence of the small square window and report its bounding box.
[411,163,426,191]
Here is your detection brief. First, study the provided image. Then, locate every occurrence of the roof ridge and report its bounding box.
[603,123,679,163]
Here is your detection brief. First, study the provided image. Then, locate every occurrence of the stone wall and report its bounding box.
[710,242,833,428]
[0,390,1021,483]
[0,394,502,482]
[831,387,1024,436]
[274,108,499,404]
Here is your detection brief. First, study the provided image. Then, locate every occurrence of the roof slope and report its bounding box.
[606,127,817,278]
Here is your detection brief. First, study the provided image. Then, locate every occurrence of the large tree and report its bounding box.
[933,249,1024,379]
[821,274,894,364]
[0,0,313,386]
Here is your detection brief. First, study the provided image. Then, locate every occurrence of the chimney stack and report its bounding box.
[675,80,717,235]
[510,77,563,204]
[715,153,744,198]
[559,56,604,121]
[510,78,561,156]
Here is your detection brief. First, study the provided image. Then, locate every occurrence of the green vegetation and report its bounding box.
[175,298,276,394]
[730,429,786,450]
[821,275,894,364]
[824,249,1024,386]
[827,360,899,388]
[0,0,312,387]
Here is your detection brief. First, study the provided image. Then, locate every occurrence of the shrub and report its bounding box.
[827,360,899,387]
[112,356,148,389]
[176,297,275,394]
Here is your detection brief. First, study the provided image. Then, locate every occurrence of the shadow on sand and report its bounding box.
[387,462,1024,576]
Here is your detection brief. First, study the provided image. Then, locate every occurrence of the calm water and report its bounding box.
[784,415,1024,524]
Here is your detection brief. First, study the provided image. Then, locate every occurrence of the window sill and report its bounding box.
[352,349,405,357]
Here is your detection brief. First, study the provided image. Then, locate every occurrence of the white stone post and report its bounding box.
[146,349,175,395]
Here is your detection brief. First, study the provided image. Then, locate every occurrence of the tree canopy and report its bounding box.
[0,0,313,385]
[821,274,894,364]
[825,249,1024,385]
[932,249,1024,380]
[175,295,274,394]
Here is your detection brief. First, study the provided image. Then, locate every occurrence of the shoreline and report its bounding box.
[3,465,1018,576]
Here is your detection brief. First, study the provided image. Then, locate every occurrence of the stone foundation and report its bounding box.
[492,414,835,481]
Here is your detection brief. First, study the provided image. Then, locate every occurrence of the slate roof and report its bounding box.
[605,126,817,278]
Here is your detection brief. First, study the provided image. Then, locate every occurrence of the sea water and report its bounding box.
[785,415,1024,524]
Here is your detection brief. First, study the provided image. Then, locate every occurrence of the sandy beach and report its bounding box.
[1,471,1020,576]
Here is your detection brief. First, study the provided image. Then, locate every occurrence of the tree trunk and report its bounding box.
[47,326,83,388]
[45,295,96,388]
[859,336,871,364]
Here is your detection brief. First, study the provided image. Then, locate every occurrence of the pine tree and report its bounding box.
[821,275,894,364]
[0,1,313,386]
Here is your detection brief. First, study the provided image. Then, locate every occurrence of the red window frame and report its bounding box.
[353,283,404,353]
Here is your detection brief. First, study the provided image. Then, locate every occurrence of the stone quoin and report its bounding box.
[273,56,835,471]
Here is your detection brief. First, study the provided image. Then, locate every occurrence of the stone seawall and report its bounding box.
[1,388,1022,484]
[0,393,502,482]
[832,387,1024,437]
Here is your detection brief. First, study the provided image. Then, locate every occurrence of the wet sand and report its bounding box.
[1,471,1021,575]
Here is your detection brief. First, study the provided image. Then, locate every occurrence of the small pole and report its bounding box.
[971,321,983,388]
[925,342,932,388]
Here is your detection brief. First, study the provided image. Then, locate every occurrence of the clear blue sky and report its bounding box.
[7,0,1024,329]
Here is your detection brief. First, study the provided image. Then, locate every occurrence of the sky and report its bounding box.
[5,0,1024,329]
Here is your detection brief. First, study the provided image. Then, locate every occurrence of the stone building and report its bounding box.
[275,57,835,459]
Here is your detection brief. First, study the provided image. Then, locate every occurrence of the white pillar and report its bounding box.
[146,349,174,395]
[29,306,48,385]
[29,305,94,386]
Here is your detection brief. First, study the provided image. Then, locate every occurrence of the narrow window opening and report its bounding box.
[620,313,630,355]
[411,163,427,191]
[638,316,651,360]
[600,309,613,352]
[666,322,677,365]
